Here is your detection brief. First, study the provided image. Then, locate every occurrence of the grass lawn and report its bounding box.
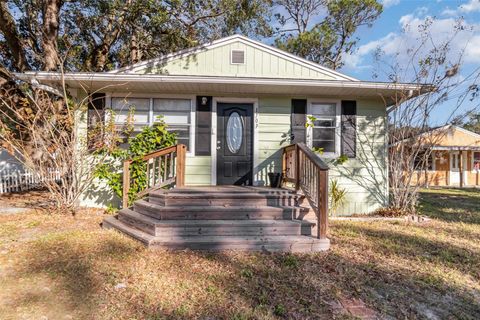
[0,188,479,319]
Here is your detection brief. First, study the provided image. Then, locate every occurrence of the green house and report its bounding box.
[25,35,422,216]
[18,35,431,251]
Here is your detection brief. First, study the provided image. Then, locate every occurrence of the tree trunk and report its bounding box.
[0,0,30,71]
[42,0,62,71]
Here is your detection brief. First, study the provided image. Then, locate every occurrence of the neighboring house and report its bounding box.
[19,35,425,215]
[0,150,23,174]
[403,125,480,187]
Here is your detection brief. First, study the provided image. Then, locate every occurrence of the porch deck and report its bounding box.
[103,186,330,252]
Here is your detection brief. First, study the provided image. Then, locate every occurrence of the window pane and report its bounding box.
[313,127,335,140]
[311,103,336,116]
[168,125,190,148]
[111,98,149,124]
[153,99,191,150]
[312,140,335,153]
[313,118,335,127]
[157,112,190,125]
[312,128,335,153]
[153,99,191,112]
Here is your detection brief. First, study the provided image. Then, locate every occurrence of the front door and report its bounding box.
[216,103,253,185]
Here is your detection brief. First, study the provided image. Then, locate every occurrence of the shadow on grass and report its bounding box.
[10,224,480,319]
[419,189,480,224]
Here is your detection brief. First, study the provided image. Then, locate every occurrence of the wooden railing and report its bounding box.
[282,143,329,239]
[122,144,186,208]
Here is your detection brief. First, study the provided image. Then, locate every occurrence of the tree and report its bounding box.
[386,18,480,213]
[0,66,120,212]
[462,111,480,134]
[0,0,272,72]
[274,0,382,70]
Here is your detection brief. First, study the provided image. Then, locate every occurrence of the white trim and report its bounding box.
[450,151,468,185]
[211,97,259,186]
[306,99,341,158]
[109,34,358,81]
[18,72,426,93]
[230,49,246,65]
[453,125,480,139]
[106,93,196,156]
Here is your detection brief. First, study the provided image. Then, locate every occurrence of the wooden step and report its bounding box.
[148,192,302,207]
[133,199,307,220]
[118,208,314,236]
[155,186,296,195]
[103,216,330,252]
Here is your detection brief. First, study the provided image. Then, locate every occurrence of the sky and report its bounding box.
[340,0,480,124]
[342,0,480,79]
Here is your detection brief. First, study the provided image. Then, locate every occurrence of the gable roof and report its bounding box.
[110,34,358,82]
[391,125,480,147]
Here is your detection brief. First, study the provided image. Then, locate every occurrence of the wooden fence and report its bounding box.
[0,169,60,194]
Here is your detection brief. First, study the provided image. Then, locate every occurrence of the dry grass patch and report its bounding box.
[0,188,479,319]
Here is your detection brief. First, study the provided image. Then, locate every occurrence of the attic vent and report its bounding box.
[231,50,245,64]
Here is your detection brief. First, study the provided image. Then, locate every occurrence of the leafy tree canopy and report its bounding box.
[0,0,272,72]
[274,0,383,70]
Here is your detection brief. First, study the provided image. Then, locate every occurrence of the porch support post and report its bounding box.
[459,149,464,188]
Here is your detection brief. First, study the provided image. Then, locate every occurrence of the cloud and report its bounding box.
[459,0,480,12]
[345,10,480,72]
[381,0,400,8]
[442,0,480,16]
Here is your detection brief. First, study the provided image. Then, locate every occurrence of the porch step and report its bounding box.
[103,216,329,252]
[134,199,308,220]
[118,208,314,236]
[148,191,302,207]
[156,186,296,195]
[102,186,330,252]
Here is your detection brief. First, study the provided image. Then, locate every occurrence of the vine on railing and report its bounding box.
[122,144,186,208]
[282,143,329,239]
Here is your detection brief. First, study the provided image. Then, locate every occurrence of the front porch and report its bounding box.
[103,143,330,252]
[103,186,329,252]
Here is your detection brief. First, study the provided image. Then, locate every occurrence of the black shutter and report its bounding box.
[341,100,357,158]
[195,96,212,156]
[87,93,105,150]
[291,99,307,144]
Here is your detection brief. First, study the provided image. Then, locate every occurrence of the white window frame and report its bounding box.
[472,151,480,172]
[106,93,196,156]
[306,99,341,158]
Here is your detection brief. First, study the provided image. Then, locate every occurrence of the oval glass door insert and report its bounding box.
[226,112,243,153]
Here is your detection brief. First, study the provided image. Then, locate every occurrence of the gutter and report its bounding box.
[15,72,429,92]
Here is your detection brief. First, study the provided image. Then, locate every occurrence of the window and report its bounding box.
[473,152,480,172]
[414,152,434,171]
[110,97,193,151]
[308,102,339,156]
[111,98,150,133]
[153,99,191,148]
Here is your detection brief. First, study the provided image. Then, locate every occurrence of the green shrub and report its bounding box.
[95,116,177,207]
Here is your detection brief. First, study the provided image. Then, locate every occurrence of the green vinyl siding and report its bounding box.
[137,41,338,80]
[253,97,388,215]
[255,97,292,186]
[185,156,211,185]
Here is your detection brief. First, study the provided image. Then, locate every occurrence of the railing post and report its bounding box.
[175,144,186,187]
[317,169,328,239]
[294,144,300,191]
[122,160,131,208]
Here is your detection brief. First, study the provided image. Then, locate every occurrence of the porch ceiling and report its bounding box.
[16,72,430,106]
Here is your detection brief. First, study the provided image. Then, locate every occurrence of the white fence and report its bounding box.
[0,169,60,194]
